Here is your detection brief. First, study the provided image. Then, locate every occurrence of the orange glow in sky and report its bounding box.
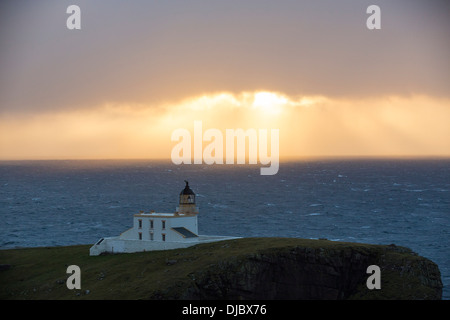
[1,92,449,160]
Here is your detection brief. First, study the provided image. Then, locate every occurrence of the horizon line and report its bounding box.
[1,155,449,162]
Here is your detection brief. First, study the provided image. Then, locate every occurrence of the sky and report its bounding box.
[0,0,449,160]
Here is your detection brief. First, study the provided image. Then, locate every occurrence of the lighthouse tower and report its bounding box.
[177,180,198,215]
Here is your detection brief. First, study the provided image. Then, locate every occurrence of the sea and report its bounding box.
[0,159,449,299]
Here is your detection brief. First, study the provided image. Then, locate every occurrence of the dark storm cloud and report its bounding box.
[0,0,449,114]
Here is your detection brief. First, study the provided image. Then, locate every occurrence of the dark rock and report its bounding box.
[152,243,442,300]
[166,259,177,266]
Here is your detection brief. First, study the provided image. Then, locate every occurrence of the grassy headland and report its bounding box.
[0,237,442,300]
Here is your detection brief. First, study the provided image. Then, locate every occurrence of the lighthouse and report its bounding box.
[177,180,198,215]
[90,180,239,255]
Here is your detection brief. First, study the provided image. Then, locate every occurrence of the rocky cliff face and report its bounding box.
[151,239,442,300]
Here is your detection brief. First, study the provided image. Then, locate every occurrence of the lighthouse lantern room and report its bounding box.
[177,180,198,215]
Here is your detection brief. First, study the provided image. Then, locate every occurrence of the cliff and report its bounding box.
[0,237,442,299]
[151,238,442,300]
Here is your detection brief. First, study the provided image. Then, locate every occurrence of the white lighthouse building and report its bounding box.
[90,181,239,255]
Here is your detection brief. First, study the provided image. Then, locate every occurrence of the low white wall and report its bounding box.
[89,235,241,256]
[90,237,198,255]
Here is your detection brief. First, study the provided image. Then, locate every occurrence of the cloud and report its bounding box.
[0,1,448,159]
[1,92,449,160]
[0,0,449,115]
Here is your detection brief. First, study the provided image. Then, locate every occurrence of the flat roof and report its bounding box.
[134,212,194,218]
[172,227,198,238]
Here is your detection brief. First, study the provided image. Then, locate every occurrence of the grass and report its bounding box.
[0,237,440,300]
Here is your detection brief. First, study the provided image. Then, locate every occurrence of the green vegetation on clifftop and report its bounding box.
[0,237,442,300]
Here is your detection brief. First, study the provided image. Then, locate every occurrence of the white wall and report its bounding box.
[89,235,241,256]
[89,236,200,255]
[122,215,198,242]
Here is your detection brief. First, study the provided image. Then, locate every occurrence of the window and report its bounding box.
[150,232,154,241]
[138,232,142,240]
[162,220,166,230]
[162,234,166,241]
[150,220,154,229]
[138,219,142,229]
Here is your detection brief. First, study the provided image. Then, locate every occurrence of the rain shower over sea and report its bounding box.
[1,159,449,299]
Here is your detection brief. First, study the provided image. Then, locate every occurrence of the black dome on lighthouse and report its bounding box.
[178,180,197,211]
[180,180,195,195]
